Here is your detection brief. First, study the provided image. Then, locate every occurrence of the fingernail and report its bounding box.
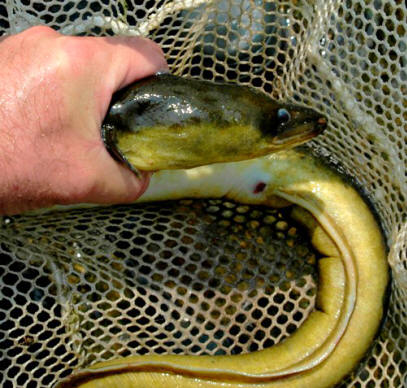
[156,69,170,75]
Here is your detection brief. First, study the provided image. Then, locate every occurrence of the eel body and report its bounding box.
[56,74,387,387]
[57,149,388,388]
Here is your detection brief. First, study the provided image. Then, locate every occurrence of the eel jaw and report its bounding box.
[273,117,328,148]
[101,123,142,178]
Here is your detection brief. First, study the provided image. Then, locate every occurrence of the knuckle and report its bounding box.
[58,36,105,69]
[143,37,163,53]
[105,35,165,59]
[22,25,58,37]
[133,36,166,58]
[139,38,167,67]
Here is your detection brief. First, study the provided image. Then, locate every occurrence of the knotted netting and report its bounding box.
[0,1,406,387]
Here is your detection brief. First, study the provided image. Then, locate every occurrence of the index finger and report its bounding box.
[99,35,169,97]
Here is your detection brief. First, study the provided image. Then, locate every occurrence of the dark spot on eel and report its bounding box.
[254,182,266,194]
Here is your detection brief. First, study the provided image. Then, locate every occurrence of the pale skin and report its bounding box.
[0,26,168,215]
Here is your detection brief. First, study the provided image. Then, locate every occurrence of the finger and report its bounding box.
[99,35,168,96]
[83,148,152,205]
[72,36,167,202]
[94,167,151,204]
[89,36,167,200]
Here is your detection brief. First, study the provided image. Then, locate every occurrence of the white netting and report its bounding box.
[0,1,406,387]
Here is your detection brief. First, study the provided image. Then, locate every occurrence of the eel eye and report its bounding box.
[277,108,291,124]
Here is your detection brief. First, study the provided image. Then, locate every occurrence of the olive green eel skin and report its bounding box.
[57,149,388,388]
[101,73,327,175]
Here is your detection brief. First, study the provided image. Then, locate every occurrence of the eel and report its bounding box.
[56,75,388,388]
[102,73,327,176]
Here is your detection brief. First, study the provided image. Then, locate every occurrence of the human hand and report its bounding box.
[0,26,168,215]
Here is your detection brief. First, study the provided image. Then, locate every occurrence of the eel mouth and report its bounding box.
[102,123,143,178]
[274,117,328,147]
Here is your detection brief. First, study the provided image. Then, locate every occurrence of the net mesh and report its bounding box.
[0,1,406,387]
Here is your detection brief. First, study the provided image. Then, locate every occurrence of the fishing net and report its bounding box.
[0,1,406,387]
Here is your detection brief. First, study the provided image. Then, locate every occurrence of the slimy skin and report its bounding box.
[57,76,387,387]
[57,149,388,388]
[102,74,327,176]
